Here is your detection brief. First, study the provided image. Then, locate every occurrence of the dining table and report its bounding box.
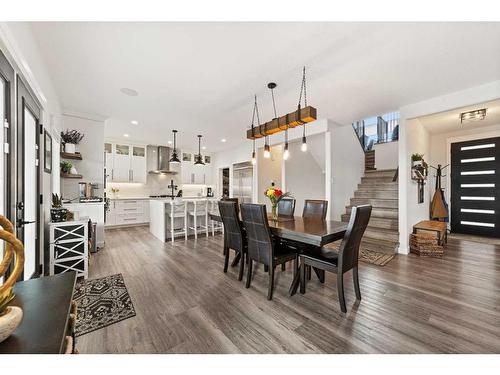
[208,212,348,295]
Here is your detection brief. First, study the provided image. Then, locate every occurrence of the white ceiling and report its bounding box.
[29,22,500,152]
[418,99,500,134]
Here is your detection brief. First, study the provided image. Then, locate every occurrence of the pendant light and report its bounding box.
[283,114,290,160]
[169,130,181,163]
[265,82,280,159]
[194,135,205,166]
[298,66,308,152]
[250,95,260,165]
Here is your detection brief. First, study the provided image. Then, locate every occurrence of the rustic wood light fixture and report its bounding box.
[246,67,316,140]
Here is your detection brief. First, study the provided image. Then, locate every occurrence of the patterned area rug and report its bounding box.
[73,273,136,337]
[324,242,395,266]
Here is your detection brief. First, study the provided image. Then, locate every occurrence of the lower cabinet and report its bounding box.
[106,199,150,227]
[49,220,89,279]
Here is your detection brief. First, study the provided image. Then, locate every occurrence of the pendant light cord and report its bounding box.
[298,66,307,108]
[270,88,278,119]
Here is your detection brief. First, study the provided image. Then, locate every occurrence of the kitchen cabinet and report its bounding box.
[105,142,147,183]
[181,155,212,185]
[106,199,150,227]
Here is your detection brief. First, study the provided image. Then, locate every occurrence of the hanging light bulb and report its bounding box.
[301,135,307,152]
[264,143,271,158]
[283,144,290,160]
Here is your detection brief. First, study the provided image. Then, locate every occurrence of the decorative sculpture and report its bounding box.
[0,215,25,343]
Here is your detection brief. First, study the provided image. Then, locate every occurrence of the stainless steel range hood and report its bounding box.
[147,145,177,174]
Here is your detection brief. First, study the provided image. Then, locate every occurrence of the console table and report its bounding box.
[0,272,76,354]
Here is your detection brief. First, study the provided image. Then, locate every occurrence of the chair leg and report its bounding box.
[353,266,361,300]
[245,259,253,288]
[223,247,229,273]
[300,263,306,294]
[205,214,209,238]
[306,265,311,280]
[281,263,286,271]
[267,266,275,300]
[238,253,245,281]
[184,212,188,241]
[194,215,197,240]
[293,257,298,279]
[171,215,175,244]
[337,273,347,313]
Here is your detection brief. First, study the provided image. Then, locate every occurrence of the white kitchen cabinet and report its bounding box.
[106,199,150,227]
[105,142,147,183]
[181,153,212,185]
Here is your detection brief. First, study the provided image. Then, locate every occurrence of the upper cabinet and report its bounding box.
[105,142,147,183]
[180,151,212,185]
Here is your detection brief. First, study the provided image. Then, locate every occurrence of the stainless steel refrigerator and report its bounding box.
[232,162,253,204]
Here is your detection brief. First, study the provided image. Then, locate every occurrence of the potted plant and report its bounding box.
[60,129,84,154]
[60,160,72,174]
[51,193,68,222]
[264,186,292,220]
[0,289,23,344]
[411,153,424,167]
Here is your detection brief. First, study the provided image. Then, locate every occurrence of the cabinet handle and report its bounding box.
[123,218,136,221]
[123,208,136,211]
[112,169,114,180]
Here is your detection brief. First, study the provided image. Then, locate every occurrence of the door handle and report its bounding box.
[18,220,36,226]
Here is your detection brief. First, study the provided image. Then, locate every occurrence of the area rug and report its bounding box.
[73,273,136,337]
[324,242,395,266]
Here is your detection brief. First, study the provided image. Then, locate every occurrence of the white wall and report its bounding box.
[61,114,105,200]
[284,135,325,215]
[398,80,500,254]
[329,122,365,220]
[373,141,399,170]
[258,145,283,209]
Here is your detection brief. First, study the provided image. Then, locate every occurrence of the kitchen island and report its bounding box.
[149,198,217,242]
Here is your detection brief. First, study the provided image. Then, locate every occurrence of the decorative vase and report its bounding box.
[412,160,423,168]
[271,203,278,221]
[70,166,78,175]
[51,207,68,222]
[0,306,23,343]
[64,143,76,153]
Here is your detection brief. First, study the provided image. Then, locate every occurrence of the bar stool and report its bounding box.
[209,199,223,236]
[167,200,188,243]
[187,200,209,239]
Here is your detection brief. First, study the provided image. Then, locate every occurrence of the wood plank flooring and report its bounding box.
[77,226,500,353]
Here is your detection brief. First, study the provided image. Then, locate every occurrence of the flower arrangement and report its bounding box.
[60,129,84,145]
[264,186,292,219]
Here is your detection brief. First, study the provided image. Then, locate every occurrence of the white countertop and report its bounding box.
[63,202,104,206]
[109,196,151,200]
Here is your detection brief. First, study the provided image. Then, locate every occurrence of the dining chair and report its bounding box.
[298,205,371,313]
[221,197,239,215]
[240,203,298,300]
[302,199,328,220]
[218,201,247,281]
[278,198,296,217]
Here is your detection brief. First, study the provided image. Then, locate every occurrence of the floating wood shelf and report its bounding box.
[60,152,82,160]
[246,105,317,139]
[60,173,82,179]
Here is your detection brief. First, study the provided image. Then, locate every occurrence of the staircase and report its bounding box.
[341,168,399,254]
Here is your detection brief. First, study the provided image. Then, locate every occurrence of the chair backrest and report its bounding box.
[278,198,296,217]
[337,205,372,272]
[218,201,245,252]
[302,199,328,220]
[240,203,273,265]
[222,197,239,215]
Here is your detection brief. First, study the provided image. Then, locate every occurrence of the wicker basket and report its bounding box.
[410,233,444,257]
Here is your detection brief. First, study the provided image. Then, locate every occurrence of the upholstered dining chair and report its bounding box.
[221,197,239,215]
[240,203,298,300]
[302,199,328,220]
[218,201,247,281]
[278,198,296,217]
[298,204,372,313]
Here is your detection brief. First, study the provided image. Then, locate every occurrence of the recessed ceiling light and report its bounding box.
[168,140,172,144]
[120,88,138,97]
[131,120,139,125]
[123,134,130,137]
[221,138,227,143]
[460,108,487,123]
[202,146,206,150]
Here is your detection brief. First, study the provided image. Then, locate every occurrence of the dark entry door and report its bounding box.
[16,76,42,279]
[451,136,500,237]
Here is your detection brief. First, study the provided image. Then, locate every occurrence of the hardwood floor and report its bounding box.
[77,226,500,354]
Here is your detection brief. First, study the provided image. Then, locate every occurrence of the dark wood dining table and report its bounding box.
[209,212,347,295]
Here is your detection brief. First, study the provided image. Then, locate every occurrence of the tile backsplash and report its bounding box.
[107,173,182,198]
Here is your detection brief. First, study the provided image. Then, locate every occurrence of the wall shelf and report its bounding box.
[60,152,82,160]
[60,173,83,179]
